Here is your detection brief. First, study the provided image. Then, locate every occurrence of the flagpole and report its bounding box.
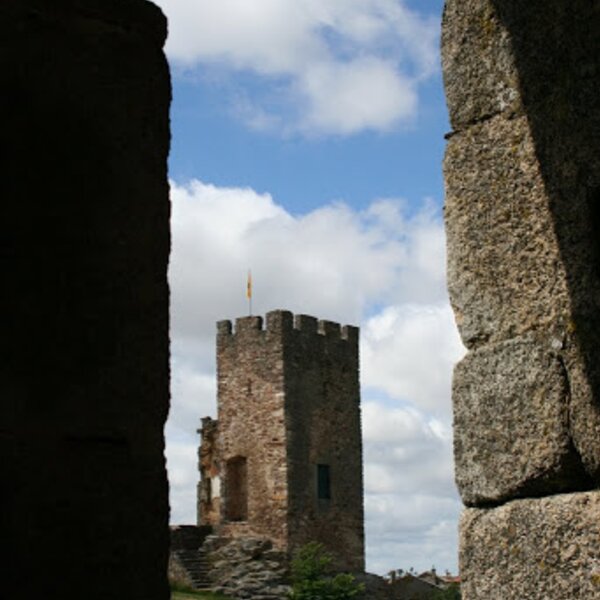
[247,269,252,316]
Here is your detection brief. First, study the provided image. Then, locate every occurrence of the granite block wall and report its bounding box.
[442,0,600,597]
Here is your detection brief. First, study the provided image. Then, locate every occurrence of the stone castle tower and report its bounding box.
[197,310,364,572]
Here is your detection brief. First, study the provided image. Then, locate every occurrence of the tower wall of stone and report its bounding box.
[215,313,290,547]
[442,0,600,597]
[283,313,365,572]
[210,310,364,571]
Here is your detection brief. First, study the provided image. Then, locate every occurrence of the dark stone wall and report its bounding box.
[284,314,365,572]
[486,0,600,484]
[2,1,171,598]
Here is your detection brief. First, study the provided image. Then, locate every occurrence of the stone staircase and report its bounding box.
[170,525,213,591]
[173,545,212,590]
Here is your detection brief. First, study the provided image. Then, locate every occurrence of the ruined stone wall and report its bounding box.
[442,0,600,597]
[2,1,171,598]
[198,417,220,526]
[284,313,365,572]
[215,313,290,547]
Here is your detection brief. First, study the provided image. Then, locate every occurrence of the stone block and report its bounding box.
[442,0,522,130]
[444,114,571,349]
[460,491,600,599]
[453,336,589,506]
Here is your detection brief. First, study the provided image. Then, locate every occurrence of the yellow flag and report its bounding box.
[246,270,252,299]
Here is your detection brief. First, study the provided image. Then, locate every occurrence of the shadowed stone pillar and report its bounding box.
[2,1,171,598]
[442,0,600,597]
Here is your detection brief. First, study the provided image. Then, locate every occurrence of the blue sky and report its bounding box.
[169,70,448,213]
[154,0,465,576]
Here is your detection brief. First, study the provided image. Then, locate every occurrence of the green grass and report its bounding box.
[171,591,232,600]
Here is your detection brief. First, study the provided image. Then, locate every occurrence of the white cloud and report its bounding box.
[299,57,417,135]
[362,305,466,417]
[169,180,449,340]
[362,400,461,574]
[171,356,216,425]
[154,0,439,135]
[165,436,199,524]
[365,499,461,575]
[362,400,457,498]
[166,178,463,573]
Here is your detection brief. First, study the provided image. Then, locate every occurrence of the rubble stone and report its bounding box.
[204,536,291,600]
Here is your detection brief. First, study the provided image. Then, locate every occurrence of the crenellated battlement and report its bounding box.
[216,310,358,343]
[206,307,364,571]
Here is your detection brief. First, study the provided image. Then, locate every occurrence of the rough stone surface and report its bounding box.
[442,0,522,129]
[453,335,591,505]
[2,1,171,598]
[213,313,291,548]
[460,491,600,599]
[199,310,364,572]
[205,536,291,600]
[284,314,364,570]
[485,0,600,480]
[443,0,600,597]
[444,0,600,483]
[445,113,571,349]
[203,537,391,600]
[197,417,220,526]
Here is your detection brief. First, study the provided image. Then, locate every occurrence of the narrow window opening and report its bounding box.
[317,464,331,500]
[205,478,212,503]
[225,456,248,521]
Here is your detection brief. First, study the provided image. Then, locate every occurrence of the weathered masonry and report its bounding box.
[198,310,365,572]
[442,0,600,598]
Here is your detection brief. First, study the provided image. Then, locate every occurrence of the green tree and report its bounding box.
[288,542,365,600]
